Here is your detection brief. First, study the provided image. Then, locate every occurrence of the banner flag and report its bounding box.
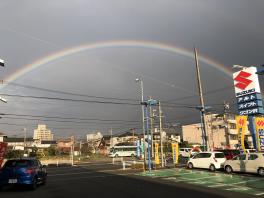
[235,115,248,153]
[255,117,264,151]
[155,143,160,165]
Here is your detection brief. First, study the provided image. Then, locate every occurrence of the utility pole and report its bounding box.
[149,103,154,158]
[79,140,82,158]
[223,101,230,148]
[71,136,74,166]
[159,101,164,167]
[23,128,27,156]
[194,47,208,151]
[110,128,113,147]
[135,78,146,170]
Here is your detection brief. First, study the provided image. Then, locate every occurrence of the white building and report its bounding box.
[33,125,54,141]
[182,114,253,150]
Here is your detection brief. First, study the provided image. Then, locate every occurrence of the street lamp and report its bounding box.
[135,77,147,170]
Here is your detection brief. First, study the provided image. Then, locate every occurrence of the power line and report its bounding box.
[7,82,139,102]
[0,113,139,123]
[0,93,139,106]
[1,116,140,125]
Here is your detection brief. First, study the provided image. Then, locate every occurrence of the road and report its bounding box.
[0,161,262,198]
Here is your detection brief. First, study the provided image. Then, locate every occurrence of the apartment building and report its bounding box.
[33,124,54,141]
[182,114,253,150]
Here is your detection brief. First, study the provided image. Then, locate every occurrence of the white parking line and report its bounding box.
[226,187,250,191]
[208,184,228,188]
[207,178,263,189]
[255,192,264,196]
[48,171,94,176]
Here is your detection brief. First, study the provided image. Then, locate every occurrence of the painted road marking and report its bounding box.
[226,187,250,191]
[255,192,264,196]
[137,168,264,196]
[49,171,94,176]
[208,178,263,187]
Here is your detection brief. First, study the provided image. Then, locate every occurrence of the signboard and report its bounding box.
[154,143,160,165]
[237,93,262,104]
[238,107,264,116]
[233,67,264,116]
[0,142,8,167]
[235,115,247,153]
[233,67,261,97]
[238,100,263,110]
[254,117,264,151]
[171,143,179,164]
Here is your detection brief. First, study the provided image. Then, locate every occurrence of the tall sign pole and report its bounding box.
[233,66,264,152]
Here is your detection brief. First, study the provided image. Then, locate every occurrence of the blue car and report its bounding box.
[0,158,47,190]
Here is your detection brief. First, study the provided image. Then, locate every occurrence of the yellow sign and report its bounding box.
[235,115,247,153]
[254,117,264,151]
[155,143,160,165]
[171,143,179,164]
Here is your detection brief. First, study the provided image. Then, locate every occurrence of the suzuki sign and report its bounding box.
[233,67,261,97]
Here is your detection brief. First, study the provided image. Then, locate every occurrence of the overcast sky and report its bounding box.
[0,0,264,138]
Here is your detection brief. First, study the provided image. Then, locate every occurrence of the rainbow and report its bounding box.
[4,40,232,85]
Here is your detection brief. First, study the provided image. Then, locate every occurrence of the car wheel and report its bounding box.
[187,162,193,169]
[30,177,38,190]
[225,165,233,174]
[209,164,216,172]
[258,168,264,177]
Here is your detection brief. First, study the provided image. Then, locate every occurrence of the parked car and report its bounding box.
[214,149,240,160]
[179,148,192,157]
[187,151,226,171]
[224,153,264,176]
[0,158,47,190]
[180,147,201,158]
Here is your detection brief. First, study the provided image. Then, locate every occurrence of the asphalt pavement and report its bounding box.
[0,161,262,198]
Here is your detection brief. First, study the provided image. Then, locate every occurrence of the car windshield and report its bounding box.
[4,160,32,168]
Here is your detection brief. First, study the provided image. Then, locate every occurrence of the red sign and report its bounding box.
[0,142,8,167]
[257,120,264,127]
[234,71,252,90]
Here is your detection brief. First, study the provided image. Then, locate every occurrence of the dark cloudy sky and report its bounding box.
[0,0,263,138]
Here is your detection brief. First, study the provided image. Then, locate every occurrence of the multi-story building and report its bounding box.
[182,114,253,150]
[33,125,54,141]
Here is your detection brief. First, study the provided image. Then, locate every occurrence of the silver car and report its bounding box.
[224,153,264,176]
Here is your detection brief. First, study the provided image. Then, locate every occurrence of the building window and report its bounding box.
[229,123,236,129]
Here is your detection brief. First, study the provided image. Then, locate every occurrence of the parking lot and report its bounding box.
[138,168,264,197]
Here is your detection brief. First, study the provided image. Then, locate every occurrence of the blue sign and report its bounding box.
[238,107,264,115]
[236,92,264,115]
[259,130,264,151]
[237,93,262,104]
[136,140,140,157]
[238,100,263,110]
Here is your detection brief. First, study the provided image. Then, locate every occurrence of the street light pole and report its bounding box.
[194,47,208,151]
[135,78,146,170]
